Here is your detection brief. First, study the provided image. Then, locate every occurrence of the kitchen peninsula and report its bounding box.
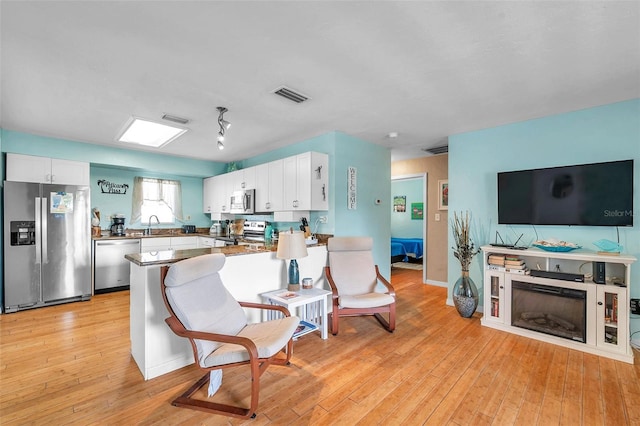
[125,244,328,380]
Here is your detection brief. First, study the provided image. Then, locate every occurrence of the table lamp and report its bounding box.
[276,229,308,291]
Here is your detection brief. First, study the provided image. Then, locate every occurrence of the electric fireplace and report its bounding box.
[511,280,587,343]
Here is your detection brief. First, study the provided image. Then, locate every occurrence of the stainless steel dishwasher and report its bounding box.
[93,239,141,294]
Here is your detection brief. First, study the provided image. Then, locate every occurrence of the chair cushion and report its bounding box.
[339,292,395,309]
[328,237,378,296]
[164,253,226,287]
[202,316,300,367]
[165,254,248,365]
[327,236,373,252]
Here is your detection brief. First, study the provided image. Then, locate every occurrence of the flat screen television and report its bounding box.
[498,160,634,226]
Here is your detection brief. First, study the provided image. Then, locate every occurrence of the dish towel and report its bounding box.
[208,370,223,397]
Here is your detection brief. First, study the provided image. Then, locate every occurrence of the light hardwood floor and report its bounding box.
[1,268,639,425]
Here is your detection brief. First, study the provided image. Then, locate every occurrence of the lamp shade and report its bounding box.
[276,230,308,260]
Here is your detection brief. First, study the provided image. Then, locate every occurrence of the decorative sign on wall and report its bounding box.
[348,166,357,210]
[97,179,129,194]
[393,196,406,212]
[411,202,424,220]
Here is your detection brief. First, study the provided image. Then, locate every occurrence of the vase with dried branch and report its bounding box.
[451,211,480,318]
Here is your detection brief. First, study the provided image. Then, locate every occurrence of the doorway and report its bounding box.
[391,174,427,283]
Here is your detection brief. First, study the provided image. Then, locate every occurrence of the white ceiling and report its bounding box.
[1,1,639,163]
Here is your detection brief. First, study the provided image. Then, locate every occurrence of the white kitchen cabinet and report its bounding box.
[170,237,198,250]
[140,236,198,252]
[140,237,171,252]
[7,153,90,185]
[198,236,225,248]
[283,152,328,211]
[482,269,505,325]
[228,170,243,192]
[229,167,256,191]
[596,285,628,354]
[212,173,231,213]
[203,176,215,213]
[255,159,284,212]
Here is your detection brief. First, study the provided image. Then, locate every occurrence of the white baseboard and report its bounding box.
[425,279,448,287]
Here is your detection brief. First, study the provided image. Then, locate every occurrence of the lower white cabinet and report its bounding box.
[483,270,505,325]
[198,236,225,248]
[140,236,198,252]
[596,285,627,352]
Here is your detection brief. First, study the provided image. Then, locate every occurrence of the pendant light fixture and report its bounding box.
[216,106,230,150]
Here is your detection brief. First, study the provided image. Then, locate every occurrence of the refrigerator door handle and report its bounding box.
[35,197,42,264]
[41,197,48,264]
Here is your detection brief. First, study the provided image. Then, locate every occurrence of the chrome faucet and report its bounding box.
[145,215,160,235]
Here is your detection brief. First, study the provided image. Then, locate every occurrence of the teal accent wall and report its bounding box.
[91,166,212,229]
[448,99,640,334]
[391,178,423,238]
[331,133,391,278]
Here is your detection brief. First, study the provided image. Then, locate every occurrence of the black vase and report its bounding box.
[452,271,478,318]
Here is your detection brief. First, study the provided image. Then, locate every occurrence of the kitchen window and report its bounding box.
[131,177,183,224]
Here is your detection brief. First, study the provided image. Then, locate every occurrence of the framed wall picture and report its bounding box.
[411,202,423,220]
[393,195,406,212]
[438,180,448,210]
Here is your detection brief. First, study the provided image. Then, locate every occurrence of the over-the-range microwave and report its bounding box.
[229,189,255,214]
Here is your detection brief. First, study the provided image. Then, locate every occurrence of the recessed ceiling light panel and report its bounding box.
[117,117,188,148]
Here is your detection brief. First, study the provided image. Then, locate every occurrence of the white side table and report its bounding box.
[260,288,331,339]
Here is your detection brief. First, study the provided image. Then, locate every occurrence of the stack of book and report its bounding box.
[488,254,505,266]
[487,254,530,275]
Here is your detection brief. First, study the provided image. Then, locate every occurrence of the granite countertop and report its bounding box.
[93,231,211,241]
[125,242,325,267]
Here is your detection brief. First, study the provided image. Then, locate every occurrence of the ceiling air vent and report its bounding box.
[272,86,309,104]
[161,114,190,125]
[422,145,449,155]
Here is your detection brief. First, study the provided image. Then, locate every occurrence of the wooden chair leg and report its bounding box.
[330,309,339,335]
[171,372,256,419]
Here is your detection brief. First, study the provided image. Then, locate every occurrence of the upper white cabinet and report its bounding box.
[203,176,215,213]
[255,159,284,212]
[7,153,90,186]
[212,173,231,213]
[229,167,256,191]
[283,152,328,211]
[202,151,329,215]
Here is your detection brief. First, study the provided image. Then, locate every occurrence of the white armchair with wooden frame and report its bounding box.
[324,237,396,335]
[160,253,299,419]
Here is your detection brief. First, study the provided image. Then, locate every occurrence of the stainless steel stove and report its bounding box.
[242,221,268,242]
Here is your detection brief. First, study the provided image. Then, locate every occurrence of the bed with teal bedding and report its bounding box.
[391,238,424,262]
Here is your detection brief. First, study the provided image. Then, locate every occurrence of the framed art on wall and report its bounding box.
[438,180,448,210]
[393,195,406,212]
[411,202,423,220]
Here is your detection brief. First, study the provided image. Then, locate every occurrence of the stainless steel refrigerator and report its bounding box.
[3,181,91,313]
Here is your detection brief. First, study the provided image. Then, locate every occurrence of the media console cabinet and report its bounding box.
[480,245,636,363]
